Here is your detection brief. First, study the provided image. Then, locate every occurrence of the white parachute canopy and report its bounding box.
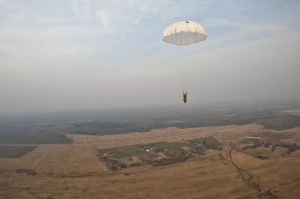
[162,21,207,45]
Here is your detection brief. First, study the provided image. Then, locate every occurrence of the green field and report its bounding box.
[99,141,192,160]
[99,137,221,162]
[99,146,158,159]
[189,136,221,149]
[0,145,38,158]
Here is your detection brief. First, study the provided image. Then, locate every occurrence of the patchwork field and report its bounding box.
[98,136,221,170]
[0,124,300,199]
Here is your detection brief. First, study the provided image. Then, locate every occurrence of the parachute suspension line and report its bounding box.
[175,46,188,93]
[179,45,189,93]
[172,45,184,92]
[172,44,188,93]
[173,34,185,93]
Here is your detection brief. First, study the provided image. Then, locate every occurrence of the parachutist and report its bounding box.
[183,92,187,103]
[162,21,206,105]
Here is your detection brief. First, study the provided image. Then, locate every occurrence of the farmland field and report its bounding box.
[0,104,300,198]
[0,123,300,198]
[0,145,37,158]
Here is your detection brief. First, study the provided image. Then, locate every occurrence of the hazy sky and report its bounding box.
[1,0,300,114]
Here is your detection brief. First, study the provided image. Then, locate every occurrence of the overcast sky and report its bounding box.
[1,0,300,114]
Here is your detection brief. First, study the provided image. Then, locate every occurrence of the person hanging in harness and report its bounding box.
[183,92,187,103]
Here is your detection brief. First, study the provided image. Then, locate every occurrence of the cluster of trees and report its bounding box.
[242,140,299,154]
[68,105,300,136]
[1,103,299,143]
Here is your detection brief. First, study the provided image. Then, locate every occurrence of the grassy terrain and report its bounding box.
[149,141,190,149]
[0,124,299,198]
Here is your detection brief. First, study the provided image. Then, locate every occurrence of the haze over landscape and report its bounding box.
[1,0,300,114]
[1,1,300,199]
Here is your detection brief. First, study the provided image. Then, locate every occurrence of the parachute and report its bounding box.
[162,21,207,103]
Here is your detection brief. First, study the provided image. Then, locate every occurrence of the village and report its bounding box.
[98,133,300,171]
[98,136,222,170]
